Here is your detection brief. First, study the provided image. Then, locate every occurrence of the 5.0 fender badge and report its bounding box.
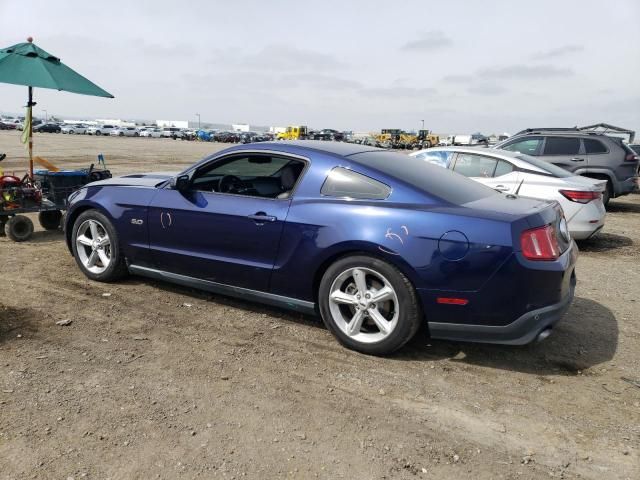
[131,218,144,225]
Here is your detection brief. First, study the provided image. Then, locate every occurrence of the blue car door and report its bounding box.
[147,153,303,292]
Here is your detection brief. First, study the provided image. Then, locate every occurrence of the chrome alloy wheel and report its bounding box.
[328,267,399,343]
[75,219,112,274]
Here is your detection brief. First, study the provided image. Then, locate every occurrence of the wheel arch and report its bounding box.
[64,203,116,254]
[310,242,423,305]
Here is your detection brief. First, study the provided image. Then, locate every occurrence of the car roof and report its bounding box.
[509,130,611,139]
[241,140,380,157]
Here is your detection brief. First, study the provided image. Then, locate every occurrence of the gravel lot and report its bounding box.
[0,130,638,479]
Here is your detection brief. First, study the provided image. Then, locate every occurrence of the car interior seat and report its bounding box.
[276,163,304,199]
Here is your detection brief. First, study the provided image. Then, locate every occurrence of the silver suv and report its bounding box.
[495,128,639,205]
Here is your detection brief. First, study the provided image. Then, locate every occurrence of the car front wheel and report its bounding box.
[71,210,127,282]
[319,255,422,355]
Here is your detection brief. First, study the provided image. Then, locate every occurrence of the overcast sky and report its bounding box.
[1,0,638,133]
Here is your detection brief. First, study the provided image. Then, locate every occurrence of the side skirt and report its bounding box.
[128,264,317,315]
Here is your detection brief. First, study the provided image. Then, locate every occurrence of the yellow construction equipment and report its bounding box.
[276,125,308,140]
[416,130,439,149]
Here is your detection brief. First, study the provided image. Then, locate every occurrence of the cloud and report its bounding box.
[442,74,473,83]
[468,84,508,96]
[531,45,584,60]
[215,45,346,72]
[478,64,573,79]
[400,31,452,52]
[281,73,362,90]
[362,86,437,97]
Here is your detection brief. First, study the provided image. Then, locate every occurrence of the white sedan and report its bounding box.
[61,124,88,134]
[410,147,606,240]
[110,127,141,137]
[139,128,163,138]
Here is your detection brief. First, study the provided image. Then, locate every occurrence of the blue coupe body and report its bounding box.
[65,141,577,350]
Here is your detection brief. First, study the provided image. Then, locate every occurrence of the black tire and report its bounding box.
[602,181,612,207]
[71,210,128,282]
[39,210,63,230]
[318,255,422,355]
[96,131,102,136]
[0,217,6,237]
[5,215,34,242]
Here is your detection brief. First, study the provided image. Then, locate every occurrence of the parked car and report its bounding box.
[140,128,163,138]
[33,123,61,133]
[61,124,88,135]
[0,121,18,130]
[86,124,116,136]
[411,147,607,240]
[64,141,577,355]
[213,131,241,143]
[110,127,140,137]
[180,129,198,141]
[494,129,640,206]
[311,129,345,141]
[162,127,184,139]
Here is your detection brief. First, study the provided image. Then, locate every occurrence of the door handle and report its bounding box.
[247,212,277,223]
[571,157,585,162]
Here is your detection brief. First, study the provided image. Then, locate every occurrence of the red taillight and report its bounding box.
[436,297,469,306]
[559,189,601,204]
[625,154,639,162]
[520,224,560,261]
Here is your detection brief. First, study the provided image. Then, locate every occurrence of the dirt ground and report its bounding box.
[0,130,638,479]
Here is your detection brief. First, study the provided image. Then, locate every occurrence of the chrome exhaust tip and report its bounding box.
[536,328,552,343]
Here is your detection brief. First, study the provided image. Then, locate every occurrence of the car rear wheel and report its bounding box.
[602,181,612,207]
[319,255,422,355]
[71,210,127,282]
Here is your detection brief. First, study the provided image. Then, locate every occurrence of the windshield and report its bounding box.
[515,154,572,178]
[351,151,497,205]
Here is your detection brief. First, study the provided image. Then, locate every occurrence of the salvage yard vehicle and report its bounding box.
[33,122,61,133]
[65,141,577,355]
[276,125,308,140]
[495,128,640,206]
[86,124,116,136]
[411,147,607,240]
[415,129,439,149]
[162,127,184,139]
[61,124,88,134]
[139,127,163,138]
[110,126,140,137]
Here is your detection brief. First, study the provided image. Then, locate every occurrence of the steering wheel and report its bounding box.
[218,175,242,193]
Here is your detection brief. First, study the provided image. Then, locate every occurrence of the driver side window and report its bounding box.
[190,155,305,199]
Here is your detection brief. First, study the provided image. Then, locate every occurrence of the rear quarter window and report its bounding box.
[321,167,391,200]
[350,151,497,205]
[584,138,608,154]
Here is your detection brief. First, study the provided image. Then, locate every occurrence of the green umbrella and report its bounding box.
[0,37,113,177]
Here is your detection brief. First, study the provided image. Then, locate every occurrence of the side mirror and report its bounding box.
[173,174,190,193]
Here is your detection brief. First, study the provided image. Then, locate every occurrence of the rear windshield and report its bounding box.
[515,154,572,178]
[351,151,497,204]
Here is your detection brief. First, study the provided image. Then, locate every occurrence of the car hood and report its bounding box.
[88,172,178,188]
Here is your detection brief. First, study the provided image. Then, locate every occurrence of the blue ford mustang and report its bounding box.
[64,141,577,355]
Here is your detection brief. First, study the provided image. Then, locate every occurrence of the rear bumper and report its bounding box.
[428,272,575,345]
[568,201,606,240]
